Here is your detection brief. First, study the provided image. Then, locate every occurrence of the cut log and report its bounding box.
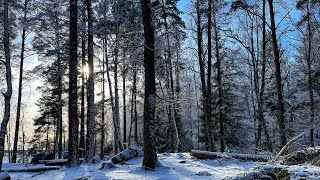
[0,172,11,180]
[2,166,60,172]
[99,161,117,170]
[111,146,143,164]
[190,150,270,162]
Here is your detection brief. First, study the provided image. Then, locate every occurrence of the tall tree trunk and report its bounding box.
[134,69,138,143]
[113,34,123,152]
[174,45,181,149]
[101,39,106,158]
[161,0,179,153]
[68,0,79,167]
[0,0,12,171]
[22,130,25,163]
[86,0,96,161]
[55,1,63,160]
[129,66,138,144]
[123,55,127,148]
[260,0,272,152]
[212,0,224,152]
[12,0,28,163]
[105,38,122,153]
[207,0,214,151]
[268,0,287,147]
[80,31,86,150]
[196,0,214,151]
[141,0,158,169]
[306,2,315,147]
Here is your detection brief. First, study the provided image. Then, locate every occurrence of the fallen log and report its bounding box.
[99,161,117,170]
[2,166,60,172]
[40,158,84,166]
[111,146,144,164]
[190,150,270,162]
[273,132,305,163]
[0,172,11,180]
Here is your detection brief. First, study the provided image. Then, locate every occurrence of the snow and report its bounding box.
[4,153,320,179]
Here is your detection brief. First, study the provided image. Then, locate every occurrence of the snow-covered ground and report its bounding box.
[5,153,320,179]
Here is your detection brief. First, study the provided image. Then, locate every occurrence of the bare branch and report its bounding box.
[0,60,6,65]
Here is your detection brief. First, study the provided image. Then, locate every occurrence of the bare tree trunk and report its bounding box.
[22,131,25,163]
[211,0,224,152]
[113,34,123,152]
[141,0,158,169]
[133,67,138,143]
[105,38,123,153]
[55,1,63,160]
[261,0,272,152]
[100,39,106,158]
[207,0,215,151]
[129,65,138,146]
[12,0,28,163]
[86,0,96,161]
[80,32,86,150]
[161,0,179,153]
[306,2,315,147]
[68,0,79,167]
[46,121,49,152]
[174,45,182,149]
[122,55,127,148]
[268,0,287,147]
[0,0,13,171]
[196,0,214,151]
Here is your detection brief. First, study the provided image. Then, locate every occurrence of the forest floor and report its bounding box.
[5,153,320,179]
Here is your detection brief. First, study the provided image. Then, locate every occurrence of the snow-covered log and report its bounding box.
[99,161,117,170]
[2,166,60,172]
[0,172,10,180]
[273,132,305,163]
[111,146,143,164]
[190,150,270,162]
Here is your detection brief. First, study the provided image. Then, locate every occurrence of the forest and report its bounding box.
[1,0,320,179]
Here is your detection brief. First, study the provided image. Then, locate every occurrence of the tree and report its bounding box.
[12,0,30,163]
[32,0,68,158]
[152,0,185,153]
[195,0,215,152]
[268,0,286,147]
[68,0,79,167]
[0,0,13,171]
[296,0,315,147]
[141,0,158,169]
[85,0,96,161]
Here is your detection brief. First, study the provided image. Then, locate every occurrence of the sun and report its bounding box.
[82,63,89,78]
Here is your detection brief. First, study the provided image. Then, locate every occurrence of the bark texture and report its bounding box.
[86,0,96,161]
[141,0,158,169]
[68,0,79,167]
[12,0,28,163]
[268,0,287,147]
[0,0,12,171]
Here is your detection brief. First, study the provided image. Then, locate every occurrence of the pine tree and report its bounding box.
[86,0,96,161]
[68,0,79,167]
[0,0,13,171]
[141,0,158,169]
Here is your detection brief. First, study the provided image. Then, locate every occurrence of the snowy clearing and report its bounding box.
[5,153,320,179]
